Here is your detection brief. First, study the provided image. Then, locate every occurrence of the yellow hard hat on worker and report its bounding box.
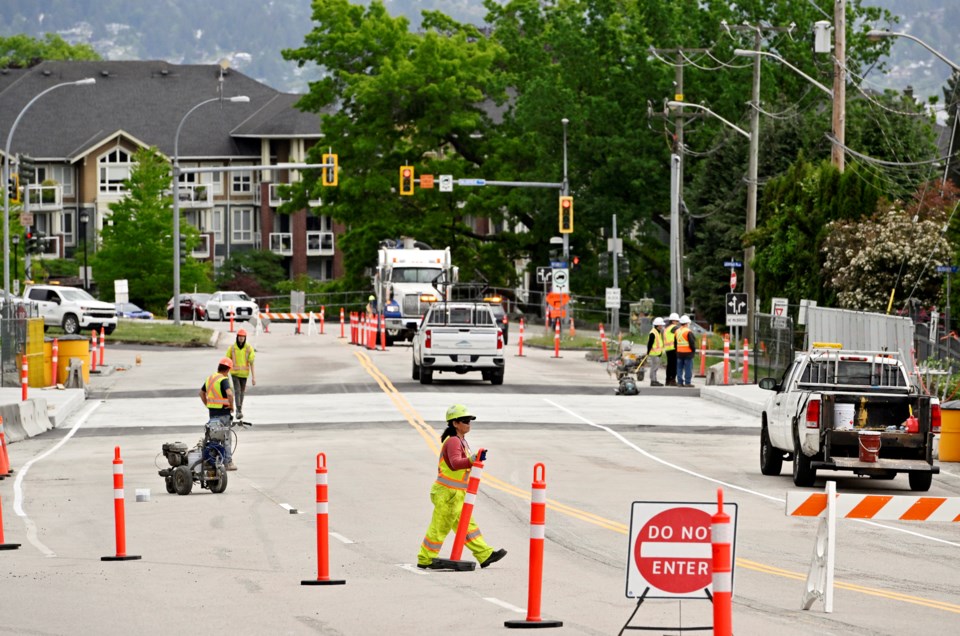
[445,404,476,422]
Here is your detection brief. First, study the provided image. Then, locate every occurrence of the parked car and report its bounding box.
[205,291,259,321]
[115,302,154,320]
[22,284,117,335]
[166,293,211,320]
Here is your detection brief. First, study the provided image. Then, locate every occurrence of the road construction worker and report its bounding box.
[675,315,697,387]
[366,294,377,315]
[647,317,665,386]
[199,357,237,470]
[417,404,507,570]
[663,313,680,386]
[226,328,255,421]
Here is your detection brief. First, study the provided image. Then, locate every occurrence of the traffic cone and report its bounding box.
[0,416,12,478]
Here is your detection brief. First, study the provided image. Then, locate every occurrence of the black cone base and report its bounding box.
[0,543,21,550]
[101,555,142,561]
[504,619,563,629]
[430,558,476,571]
[301,579,346,586]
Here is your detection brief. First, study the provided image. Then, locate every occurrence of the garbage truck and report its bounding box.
[373,238,457,344]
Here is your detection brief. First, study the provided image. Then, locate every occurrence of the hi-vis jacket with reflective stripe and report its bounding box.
[664,324,677,352]
[676,326,693,354]
[435,437,472,490]
[648,327,663,356]
[204,372,230,409]
[227,342,255,378]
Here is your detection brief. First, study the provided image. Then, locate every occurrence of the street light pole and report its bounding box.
[172,95,249,326]
[79,210,89,290]
[3,77,95,310]
[561,118,570,263]
[12,234,19,291]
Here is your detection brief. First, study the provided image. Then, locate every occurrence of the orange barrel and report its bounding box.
[939,403,960,462]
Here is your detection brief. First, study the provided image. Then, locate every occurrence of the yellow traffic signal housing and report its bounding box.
[399,165,415,196]
[322,153,338,186]
[8,173,20,204]
[559,195,574,233]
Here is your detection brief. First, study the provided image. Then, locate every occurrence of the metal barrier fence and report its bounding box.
[1,303,35,388]
[752,312,796,382]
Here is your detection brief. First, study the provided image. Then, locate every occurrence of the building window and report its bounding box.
[98,148,132,193]
[232,165,255,194]
[231,207,255,243]
[212,207,224,244]
[63,209,76,246]
[36,165,75,197]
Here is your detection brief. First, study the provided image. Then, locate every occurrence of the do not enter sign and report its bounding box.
[626,501,738,599]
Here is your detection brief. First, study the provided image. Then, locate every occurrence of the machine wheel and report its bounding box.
[209,466,228,494]
[62,314,80,335]
[908,471,933,492]
[760,425,783,476]
[173,465,193,496]
[792,433,816,488]
[490,369,504,386]
[412,358,420,380]
[420,369,433,385]
[164,476,176,494]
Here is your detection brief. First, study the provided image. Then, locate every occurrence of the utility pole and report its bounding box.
[832,0,846,172]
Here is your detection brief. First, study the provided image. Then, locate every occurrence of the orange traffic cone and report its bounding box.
[0,416,12,478]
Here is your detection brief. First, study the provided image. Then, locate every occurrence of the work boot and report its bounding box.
[417,561,444,570]
[226,461,237,471]
[650,381,663,387]
[666,380,677,386]
[480,548,507,569]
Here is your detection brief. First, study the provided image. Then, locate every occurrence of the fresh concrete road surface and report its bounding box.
[2,321,959,635]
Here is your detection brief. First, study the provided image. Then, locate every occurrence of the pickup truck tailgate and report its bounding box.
[426,326,501,358]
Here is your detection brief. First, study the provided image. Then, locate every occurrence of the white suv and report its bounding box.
[23,285,117,335]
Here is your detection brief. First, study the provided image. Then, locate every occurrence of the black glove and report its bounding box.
[479,449,488,462]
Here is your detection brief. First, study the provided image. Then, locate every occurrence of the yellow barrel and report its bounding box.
[54,335,91,385]
[940,408,960,462]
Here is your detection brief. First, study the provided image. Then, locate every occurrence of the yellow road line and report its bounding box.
[355,351,959,615]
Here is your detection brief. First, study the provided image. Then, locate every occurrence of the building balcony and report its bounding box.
[269,232,293,256]
[307,231,335,256]
[191,234,212,259]
[25,184,63,211]
[176,183,213,208]
[268,183,291,207]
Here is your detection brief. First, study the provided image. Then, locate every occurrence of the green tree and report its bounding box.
[93,147,209,309]
[0,33,99,68]
[215,250,286,298]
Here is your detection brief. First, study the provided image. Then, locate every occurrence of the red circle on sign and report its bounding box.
[730,270,737,291]
[634,507,712,594]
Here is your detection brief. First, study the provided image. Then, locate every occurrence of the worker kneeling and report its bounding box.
[417,404,507,570]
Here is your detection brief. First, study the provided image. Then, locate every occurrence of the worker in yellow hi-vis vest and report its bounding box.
[226,328,256,421]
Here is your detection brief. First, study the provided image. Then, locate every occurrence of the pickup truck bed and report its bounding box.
[411,301,505,385]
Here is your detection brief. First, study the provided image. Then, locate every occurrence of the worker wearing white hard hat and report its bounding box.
[647,317,666,386]
[675,315,697,387]
[663,313,681,386]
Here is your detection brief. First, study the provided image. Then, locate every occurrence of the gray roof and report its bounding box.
[0,60,321,162]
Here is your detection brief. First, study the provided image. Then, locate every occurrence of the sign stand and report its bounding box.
[618,587,713,634]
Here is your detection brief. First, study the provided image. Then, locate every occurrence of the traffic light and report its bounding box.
[599,252,609,277]
[322,153,338,187]
[559,195,573,233]
[25,228,39,255]
[399,165,415,196]
[572,255,581,270]
[7,173,20,204]
[178,234,188,265]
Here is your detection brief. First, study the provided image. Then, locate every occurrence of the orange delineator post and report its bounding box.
[505,463,562,629]
[229,310,236,333]
[0,416,12,478]
[711,488,733,636]
[90,330,98,373]
[339,307,345,339]
[722,333,730,385]
[52,338,59,386]
[99,330,105,366]
[516,318,525,357]
[320,306,326,335]
[296,313,303,335]
[552,319,561,358]
[599,323,609,362]
[698,334,707,377]
[265,303,270,313]
[433,451,486,571]
[20,356,28,401]
[569,316,576,339]
[379,314,386,351]
[1,493,21,550]
[302,452,346,586]
[101,446,141,561]
[742,338,749,385]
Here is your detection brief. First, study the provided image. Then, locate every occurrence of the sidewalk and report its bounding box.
[0,386,87,444]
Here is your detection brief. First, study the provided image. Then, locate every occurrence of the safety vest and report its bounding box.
[648,327,663,356]
[435,437,471,491]
[227,342,255,378]
[664,324,677,352]
[676,326,693,354]
[204,372,230,410]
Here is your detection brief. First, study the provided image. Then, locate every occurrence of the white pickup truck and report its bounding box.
[411,301,505,385]
[759,344,940,491]
[23,284,117,335]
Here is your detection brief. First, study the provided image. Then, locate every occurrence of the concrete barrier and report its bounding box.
[0,399,52,443]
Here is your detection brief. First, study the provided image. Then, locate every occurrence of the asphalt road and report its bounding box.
[1,321,959,635]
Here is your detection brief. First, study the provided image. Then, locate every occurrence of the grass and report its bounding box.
[46,321,216,347]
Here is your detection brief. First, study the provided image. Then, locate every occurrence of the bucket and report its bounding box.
[858,431,882,463]
[834,403,855,430]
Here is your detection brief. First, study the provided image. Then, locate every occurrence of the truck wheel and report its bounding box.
[760,425,783,476]
[792,434,816,488]
[908,471,933,492]
[490,369,504,386]
[173,465,193,495]
[412,359,421,380]
[62,314,80,335]
[209,466,228,494]
[420,369,433,385]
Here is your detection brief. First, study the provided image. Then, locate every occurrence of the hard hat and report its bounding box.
[653,317,665,327]
[668,312,680,321]
[218,357,233,369]
[679,315,691,324]
[445,404,476,422]
[237,329,247,337]
[369,295,375,301]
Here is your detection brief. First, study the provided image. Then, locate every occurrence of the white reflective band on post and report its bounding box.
[531,489,547,504]
[712,572,732,593]
[470,466,484,480]
[530,525,546,540]
[114,489,124,499]
[712,522,733,544]
[316,502,329,515]
[113,465,123,474]
[316,473,328,485]
[464,492,476,506]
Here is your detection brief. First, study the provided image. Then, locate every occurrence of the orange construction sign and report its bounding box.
[420,174,435,189]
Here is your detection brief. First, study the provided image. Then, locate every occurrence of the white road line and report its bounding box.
[13,401,103,557]
[279,503,299,514]
[397,563,426,575]
[484,597,525,613]
[545,398,960,548]
[330,532,354,544]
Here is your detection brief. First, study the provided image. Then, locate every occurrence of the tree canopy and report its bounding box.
[0,33,99,68]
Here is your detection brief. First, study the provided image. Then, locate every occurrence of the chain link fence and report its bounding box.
[1,302,35,387]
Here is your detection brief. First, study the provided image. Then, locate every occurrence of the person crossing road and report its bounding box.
[226,328,255,421]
